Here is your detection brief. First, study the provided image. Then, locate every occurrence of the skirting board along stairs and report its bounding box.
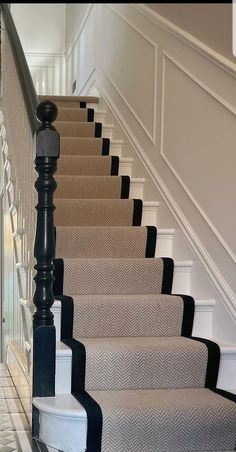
[33,94,236,452]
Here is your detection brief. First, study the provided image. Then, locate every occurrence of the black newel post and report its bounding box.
[32,101,60,407]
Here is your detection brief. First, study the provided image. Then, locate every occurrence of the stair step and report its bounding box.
[67,293,192,339]
[58,257,173,297]
[90,388,236,451]
[57,155,118,176]
[60,137,109,156]
[57,107,94,122]
[39,94,99,105]
[33,389,236,452]
[33,394,87,452]
[69,336,208,391]
[55,121,102,138]
[55,175,130,199]
[55,175,144,200]
[56,225,156,259]
[55,198,143,227]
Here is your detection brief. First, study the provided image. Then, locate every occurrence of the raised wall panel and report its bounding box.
[99,5,156,142]
[161,54,236,259]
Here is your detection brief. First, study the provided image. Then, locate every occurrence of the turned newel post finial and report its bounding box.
[36,100,58,128]
[32,100,60,402]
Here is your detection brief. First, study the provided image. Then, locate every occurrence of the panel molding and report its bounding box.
[65,4,94,62]
[78,67,96,96]
[98,85,236,323]
[160,51,236,264]
[134,4,236,77]
[104,4,157,144]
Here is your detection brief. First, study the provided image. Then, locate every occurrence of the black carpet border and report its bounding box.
[102,138,110,155]
[73,391,103,452]
[181,295,195,336]
[121,175,130,199]
[87,108,94,122]
[190,336,220,388]
[95,122,102,138]
[161,257,174,294]
[53,258,64,296]
[171,294,195,337]
[111,156,119,175]
[55,294,74,340]
[62,337,103,452]
[211,387,236,403]
[132,199,143,225]
[145,226,157,258]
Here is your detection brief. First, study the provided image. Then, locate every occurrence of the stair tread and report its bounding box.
[89,388,236,452]
[59,257,173,296]
[69,293,189,338]
[73,336,208,391]
[57,155,116,175]
[55,198,143,226]
[56,225,156,258]
[39,94,99,103]
[55,175,129,199]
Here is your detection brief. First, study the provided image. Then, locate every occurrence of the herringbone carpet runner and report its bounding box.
[40,95,236,452]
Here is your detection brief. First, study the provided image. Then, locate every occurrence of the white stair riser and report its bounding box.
[94,111,106,122]
[155,232,175,258]
[56,347,72,394]
[87,102,98,110]
[118,159,133,177]
[129,179,145,199]
[38,412,87,452]
[217,353,236,394]
[192,305,214,339]
[52,301,61,342]
[109,141,123,157]
[172,263,192,295]
[142,203,159,226]
[102,125,114,139]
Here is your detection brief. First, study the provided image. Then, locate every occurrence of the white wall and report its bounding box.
[64,4,236,330]
[11,3,66,94]
[65,4,96,95]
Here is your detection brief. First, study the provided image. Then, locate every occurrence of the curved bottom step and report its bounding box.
[33,394,87,452]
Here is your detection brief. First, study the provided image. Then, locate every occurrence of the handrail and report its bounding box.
[0,3,38,134]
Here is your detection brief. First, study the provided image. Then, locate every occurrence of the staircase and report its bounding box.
[33,95,236,452]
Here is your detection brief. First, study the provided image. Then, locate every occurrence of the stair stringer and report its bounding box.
[93,86,236,345]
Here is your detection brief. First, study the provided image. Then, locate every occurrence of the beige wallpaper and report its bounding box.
[146,3,234,62]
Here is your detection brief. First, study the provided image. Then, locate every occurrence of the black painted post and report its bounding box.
[32,101,59,417]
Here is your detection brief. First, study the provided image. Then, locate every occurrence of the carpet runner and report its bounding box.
[39,94,236,452]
